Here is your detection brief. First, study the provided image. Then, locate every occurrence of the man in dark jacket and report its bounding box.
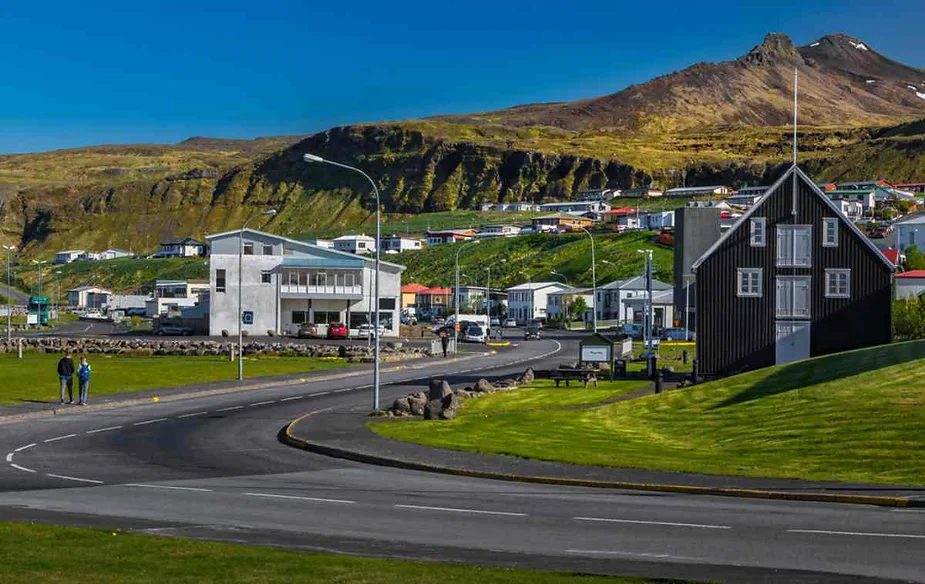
[57,352,75,405]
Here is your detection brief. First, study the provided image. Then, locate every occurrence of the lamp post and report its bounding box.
[454,240,480,351]
[303,153,384,410]
[550,270,569,324]
[54,270,62,320]
[578,227,597,333]
[3,245,15,342]
[238,209,278,381]
[31,260,47,296]
[637,249,654,376]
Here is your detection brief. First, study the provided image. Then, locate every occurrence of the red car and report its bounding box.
[326,322,348,339]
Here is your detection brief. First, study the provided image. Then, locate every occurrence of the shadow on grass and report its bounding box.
[711,341,925,410]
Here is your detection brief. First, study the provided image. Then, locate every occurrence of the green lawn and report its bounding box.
[373,341,925,485]
[0,353,348,404]
[462,379,649,415]
[0,522,675,584]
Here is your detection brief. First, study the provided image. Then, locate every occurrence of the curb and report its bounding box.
[281,412,923,509]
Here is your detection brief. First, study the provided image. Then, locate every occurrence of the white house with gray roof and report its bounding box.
[206,229,404,338]
[596,276,672,323]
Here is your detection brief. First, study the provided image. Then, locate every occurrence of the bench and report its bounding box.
[549,368,598,388]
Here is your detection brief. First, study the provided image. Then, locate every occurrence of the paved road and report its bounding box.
[0,336,923,583]
[0,283,28,305]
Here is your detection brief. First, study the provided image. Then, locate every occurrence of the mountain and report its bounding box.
[436,33,925,133]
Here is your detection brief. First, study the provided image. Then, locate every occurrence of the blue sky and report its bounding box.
[2,0,923,153]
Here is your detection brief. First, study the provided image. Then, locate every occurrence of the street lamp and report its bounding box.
[637,249,654,376]
[455,239,480,351]
[54,270,62,320]
[578,227,597,333]
[238,209,278,381]
[303,153,384,410]
[2,245,15,342]
[550,271,570,325]
[549,270,567,284]
[31,260,47,296]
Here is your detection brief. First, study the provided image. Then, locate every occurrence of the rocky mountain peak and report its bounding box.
[742,33,802,66]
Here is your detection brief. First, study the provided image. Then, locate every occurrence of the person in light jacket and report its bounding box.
[77,356,91,406]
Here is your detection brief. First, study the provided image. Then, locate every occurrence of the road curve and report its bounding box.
[0,334,923,584]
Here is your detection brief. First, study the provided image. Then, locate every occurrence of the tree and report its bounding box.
[905,245,925,271]
[569,296,588,321]
[893,297,925,340]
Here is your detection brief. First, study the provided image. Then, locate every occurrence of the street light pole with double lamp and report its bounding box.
[2,245,15,342]
[577,227,597,333]
[454,240,480,351]
[238,209,278,381]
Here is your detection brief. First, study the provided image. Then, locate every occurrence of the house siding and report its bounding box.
[695,171,892,376]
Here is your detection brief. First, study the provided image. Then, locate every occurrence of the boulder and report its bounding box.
[473,378,494,393]
[423,399,443,420]
[428,379,452,401]
[518,367,535,385]
[408,395,428,416]
[391,397,411,414]
[441,392,461,411]
[439,407,457,420]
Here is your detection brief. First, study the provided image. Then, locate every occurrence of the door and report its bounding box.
[776,321,810,365]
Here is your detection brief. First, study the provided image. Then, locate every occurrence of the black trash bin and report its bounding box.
[614,359,627,378]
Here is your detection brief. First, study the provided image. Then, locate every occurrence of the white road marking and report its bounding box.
[123,484,213,492]
[574,516,731,530]
[14,443,36,452]
[11,463,36,473]
[178,411,209,418]
[215,406,243,412]
[355,384,372,389]
[45,473,103,484]
[4,453,12,462]
[309,391,331,396]
[86,425,123,434]
[566,549,707,561]
[249,400,276,407]
[394,504,527,517]
[280,396,303,402]
[787,529,925,540]
[244,492,355,504]
[133,418,168,426]
[44,434,77,443]
[332,388,352,393]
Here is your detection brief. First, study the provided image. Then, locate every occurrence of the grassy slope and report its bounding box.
[0,354,347,404]
[394,231,673,289]
[373,341,925,485]
[0,522,666,584]
[460,379,650,415]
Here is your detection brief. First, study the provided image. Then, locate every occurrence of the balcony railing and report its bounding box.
[280,284,363,296]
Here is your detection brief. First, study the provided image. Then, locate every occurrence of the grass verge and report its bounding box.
[372,341,925,485]
[0,354,348,405]
[0,521,676,584]
[461,379,650,415]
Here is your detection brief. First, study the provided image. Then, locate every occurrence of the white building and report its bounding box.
[480,202,540,212]
[146,280,210,317]
[538,201,611,214]
[894,271,925,300]
[99,248,133,261]
[575,189,621,202]
[206,229,404,338]
[665,185,732,198]
[546,288,595,322]
[67,286,112,309]
[894,213,925,252]
[303,238,333,249]
[505,282,571,323]
[642,211,675,230]
[333,234,376,254]
[158,238,206,258]
[54,250,85,265]
[596,276,672,323]
[623,289,676,329]
[425,229,477,246]
[380,235,423,253]
[78,252,101,262]
[622,188,664,198]
[477,225,520,238]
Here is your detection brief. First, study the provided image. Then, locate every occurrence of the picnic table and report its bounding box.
[549,367,599,388]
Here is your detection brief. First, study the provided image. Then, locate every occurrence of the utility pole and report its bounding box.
[644,249,654,376]
[3,245,15,342]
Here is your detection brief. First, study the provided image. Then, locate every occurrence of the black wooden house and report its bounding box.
[692,165,893,376]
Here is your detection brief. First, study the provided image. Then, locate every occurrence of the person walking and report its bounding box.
[439,328,449,358]
[57,351,75,405]
[77,356,91,406]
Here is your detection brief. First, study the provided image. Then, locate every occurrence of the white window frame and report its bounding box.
[737,268,763,297]
[750,218,766,247]
[776,276,811,319]
[825,269,851,298]
[215,269,226,293]
[776,225,812,267]
[823,218,839,247]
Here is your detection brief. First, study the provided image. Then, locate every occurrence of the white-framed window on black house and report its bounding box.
[736,268,762,297]
[777,225,811,267]
[749,217,766,247]
[823,218,839,247]
[776,276,811,318]
[215,269,226,293]
[825,269,851,298]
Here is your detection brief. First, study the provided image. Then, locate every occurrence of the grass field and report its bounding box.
[0,522,676,584]
[373,341,925,485]
[0,354,348,404]
[462,379,650,415]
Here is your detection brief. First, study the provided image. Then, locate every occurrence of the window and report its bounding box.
[823,218,839,247]
[737,268,763,297]
[750,218,766,247]
[358,242,366,249]
[261,271,271,284]
[215,269,226,293]
[312,311,341,325]
[379,298,397,311]
[262,245,273,256]
[243,243,254,255]
[776,277,811,318]
[825,269,850,298]
[777,225,811,267]
[291,310,307,324]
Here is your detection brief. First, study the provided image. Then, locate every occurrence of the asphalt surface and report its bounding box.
[1,334,923,583]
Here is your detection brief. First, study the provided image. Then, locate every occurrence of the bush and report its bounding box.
[893,297,925,340]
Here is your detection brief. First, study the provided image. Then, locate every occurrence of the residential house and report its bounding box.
[78,252,102,262]
[727,188,766,208]
[206,228,404,338]
[54,250,85,265]
[826,188,876,215]
[623,289,676,329]
[333,234,376,254]
[401,283,428,310]
[158,238,206,258]
[105,295,149,312]
[546,288,594,323]
[832,198,865,220]
[894,270,925,300]
[880,248,902,268]
[603,207,640,231]
[477,224,521,238]
[664,185,733,198]
[146,279,210,317]
[380,235,423,253]
[692,165,893,377]
[506,282,571,323]
[642,211,675,230]
[597,276,672,323]
[99,248,133,261]
[303,238,333,249]
[479,202,540,212]
[67,286,112,309]
[538,201,611,214]
[894,182,925,194]
[416,286,452,318]
[575,189,621,202]
[531,216,593,233]
[622,188,664,198]
[893,213,925,251]
[425,229,477,246]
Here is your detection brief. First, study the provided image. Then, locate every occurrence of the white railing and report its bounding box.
[280,284,363,296]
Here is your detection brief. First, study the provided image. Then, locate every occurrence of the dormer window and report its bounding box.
[750,218,766,247]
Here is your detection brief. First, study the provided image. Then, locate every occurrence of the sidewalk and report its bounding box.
[285,401,925,507]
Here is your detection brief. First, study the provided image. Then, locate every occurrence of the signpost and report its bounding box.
[242,311,254,325]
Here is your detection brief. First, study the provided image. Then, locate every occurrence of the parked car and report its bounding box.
[296,322,321,339]
[356,323,386,339]
[124,307,148,317]
[326,322,348,339]
[156,323,192,336]
[524,322,541,340]
[503,318,518,328]
[461,325,485,343]
[661,327,692,341]
[622,323,644,340]
[490,317,501,327]
[401,314,418,326]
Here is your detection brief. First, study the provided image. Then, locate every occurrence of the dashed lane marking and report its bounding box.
[215,406,244,413]
[332,388,353,393]
[787,529,925,540]
[86,426,123,434]
[14,443,36,452]
[574,517,731,530]
[133,418,168,426]
[243,492,355,505]
[310,391,331,396]
[177,411,209,418]
[280,396,304,402]
[45,473,103,484]
[249,400,276,407]
[394,504,527,517]
[10,463,35,473]
[44,434,77,443]
[566,549,709,562]
[123,483,213,492]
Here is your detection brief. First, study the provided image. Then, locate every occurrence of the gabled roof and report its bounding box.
[418,287,452,295]
[881,249,901,266]
[68,286,112,293]
[401,283,429,293]
[691,165,895,271]
[161,237,204,245]
[599,275,672,291]
[895,212,925,225]
[505,281,570,292]
[895,270,925,279]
